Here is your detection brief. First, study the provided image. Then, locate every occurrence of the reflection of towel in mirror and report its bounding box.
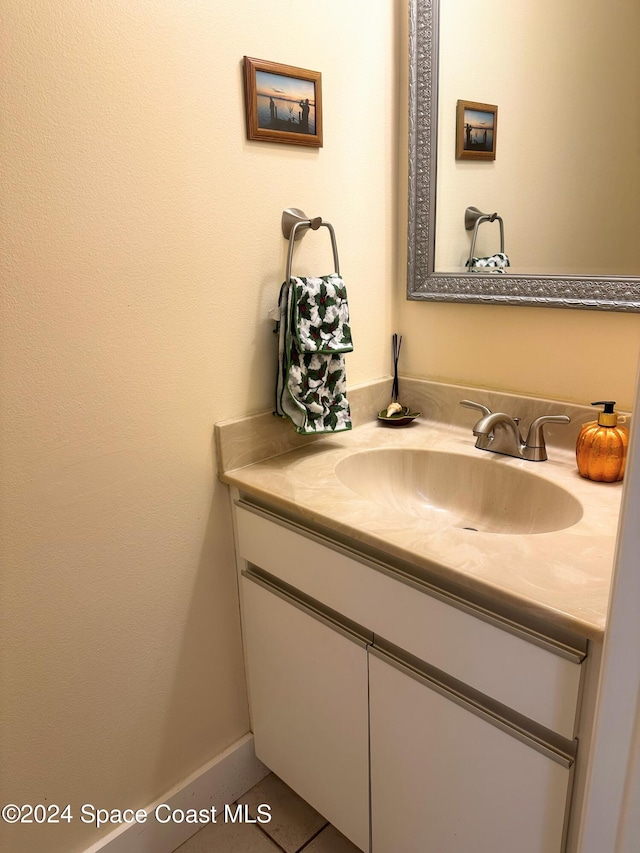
[466,252,510,273]
[275,274,353,434]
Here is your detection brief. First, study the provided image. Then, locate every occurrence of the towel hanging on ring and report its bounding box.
[466,252,510,272]
[275,274,353,435]
[464,206,510,273]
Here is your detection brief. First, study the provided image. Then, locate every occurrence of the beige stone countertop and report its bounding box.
[219,416,624,641]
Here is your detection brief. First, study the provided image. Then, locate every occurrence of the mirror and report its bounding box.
[407,0,640,311]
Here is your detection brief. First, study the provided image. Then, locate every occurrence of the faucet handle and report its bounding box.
[526,414,571,446]
[524,414,571,460]
[460,399,492,417]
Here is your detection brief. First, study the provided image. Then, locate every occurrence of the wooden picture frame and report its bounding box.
[243,56,323,148]
[456,100,498,160]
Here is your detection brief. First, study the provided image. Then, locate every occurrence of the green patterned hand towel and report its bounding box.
[275,274,353,434]
[466,252,510,273]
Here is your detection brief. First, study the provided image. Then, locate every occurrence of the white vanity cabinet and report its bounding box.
[233,497,587,853]
[369,648,571,853]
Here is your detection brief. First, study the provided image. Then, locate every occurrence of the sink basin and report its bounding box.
[335,448,583,535]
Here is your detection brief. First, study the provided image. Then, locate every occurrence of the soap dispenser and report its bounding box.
[576,401,629,482]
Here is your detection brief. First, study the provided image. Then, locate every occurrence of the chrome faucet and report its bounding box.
[460,400,570,461]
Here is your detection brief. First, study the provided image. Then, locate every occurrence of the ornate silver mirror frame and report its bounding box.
[406,0,640,311]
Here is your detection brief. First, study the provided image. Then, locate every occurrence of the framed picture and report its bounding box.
[243,56,323,148]
[456,100,498,160]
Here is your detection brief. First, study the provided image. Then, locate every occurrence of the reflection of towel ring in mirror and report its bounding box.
[282,207,340,281]
[465,206,505,269]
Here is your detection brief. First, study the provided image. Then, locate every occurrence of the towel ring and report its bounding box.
[282,207,340,281]
[465,206,505,269]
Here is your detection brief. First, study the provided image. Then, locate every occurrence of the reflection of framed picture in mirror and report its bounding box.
[456,100,497,160]
[243,56,323,147]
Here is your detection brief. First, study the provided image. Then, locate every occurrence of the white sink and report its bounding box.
[335,448,583,535]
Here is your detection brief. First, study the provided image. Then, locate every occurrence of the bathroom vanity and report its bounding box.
[216,380,624,853]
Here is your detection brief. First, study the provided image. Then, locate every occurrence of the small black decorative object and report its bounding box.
[377,334,420,426]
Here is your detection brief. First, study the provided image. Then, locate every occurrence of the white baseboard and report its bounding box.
[83,733,269,853]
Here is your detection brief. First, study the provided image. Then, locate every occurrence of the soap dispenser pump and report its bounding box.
[576,401,629,482]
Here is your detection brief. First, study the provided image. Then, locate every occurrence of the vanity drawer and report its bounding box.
[234,501,584,739]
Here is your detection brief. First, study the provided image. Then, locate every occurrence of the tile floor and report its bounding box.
[173,773,363,853]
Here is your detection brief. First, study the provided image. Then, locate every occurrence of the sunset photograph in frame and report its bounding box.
[243,57,323,147]
[456,100,497,160]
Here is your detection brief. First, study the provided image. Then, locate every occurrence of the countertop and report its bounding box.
[217,380,625,641]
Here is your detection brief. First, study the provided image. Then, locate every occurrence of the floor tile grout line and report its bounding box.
[254,819,328,853]
[238,773,333,853]
[294,821,330,852]
[254,822,290,853]
[171,775,340,853]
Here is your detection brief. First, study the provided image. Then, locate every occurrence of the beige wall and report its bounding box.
[1,2,639,852]
[397,298,640,411]
[0,1,397,851]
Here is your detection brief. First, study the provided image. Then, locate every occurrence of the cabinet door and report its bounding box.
[369,651,571,853]
[241,573,370,852]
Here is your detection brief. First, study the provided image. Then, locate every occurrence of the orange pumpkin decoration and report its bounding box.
[576,401,629,482]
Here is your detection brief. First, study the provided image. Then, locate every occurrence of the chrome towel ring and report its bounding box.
[282,207,340,281]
